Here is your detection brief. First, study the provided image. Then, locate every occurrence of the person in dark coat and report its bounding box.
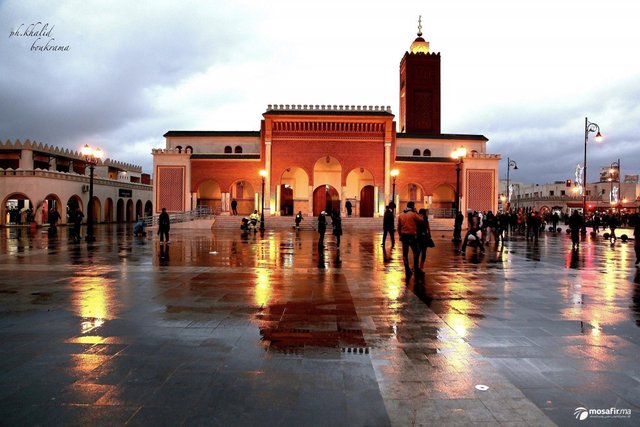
[48,208,60,235]
[416,208,432,270]
[382,205,395,248]
[331,209,343,248]
[609,214,618,242]
[72,208,84,242]
[158,207,171,244]
[345,200,352,217]
[317,211,327,247]
[231,199,238,215]
[453,211,464,243]
[295,211,303,229]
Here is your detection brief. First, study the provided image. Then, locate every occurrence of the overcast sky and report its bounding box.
[2,0,639,184]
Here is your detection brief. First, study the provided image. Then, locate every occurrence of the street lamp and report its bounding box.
[390,169,399,210]
[81,144,104,242]
[451,146,467,215]
[506,157,518,212]
[582,117,603,234]
[259,169,267,232]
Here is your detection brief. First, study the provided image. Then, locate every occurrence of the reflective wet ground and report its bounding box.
[0,225,639,426]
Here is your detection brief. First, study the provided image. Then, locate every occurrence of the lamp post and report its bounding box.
[451,147,467,215]
[81,144,104,243]
[506,157,518,212]
[259,169,267,232]
[390,169,399,210]
[582,117,603,234]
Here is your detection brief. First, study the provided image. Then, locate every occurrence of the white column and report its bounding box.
[384,141,391,206]
[264,139,272,216]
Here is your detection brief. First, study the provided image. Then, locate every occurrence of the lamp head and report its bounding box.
[93,147,103,160]
[259,169,268,177]
[594,131,603,143]
[390,169,399,177]
[81,144,92,157]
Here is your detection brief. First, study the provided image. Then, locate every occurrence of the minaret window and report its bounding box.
[423,149,431,157]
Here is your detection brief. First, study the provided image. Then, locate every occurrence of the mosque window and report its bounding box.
[185,146,193,154]
[234,146,243,154]
[176,145,183,153]
[422,149,431,157]
[412,149,420,156]
[224,146,232,153]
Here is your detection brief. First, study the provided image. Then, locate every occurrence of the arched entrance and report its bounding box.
[144,201,153,217]
[280,185,294,216]
[230,180,256,215]
[126,199,134,222]
[42,194,62,224]
[313,185,340,216]
[197,179,221,212]
[279,166,310,216]
[359,185,375,217]
[104,198,114,223]
[399,183,425,210]
[432,184,455,209]
[2,193,34,225]
[135,200,143,220]
[89,197,101,224]
[116,199,125,223]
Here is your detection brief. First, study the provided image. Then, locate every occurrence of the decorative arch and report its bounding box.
[234,145,243,154]
[423,149,432,157]
[176,145,183,153]
[144,201,153,217]
[224,146,232,154]
[89,196,101,224]
[196,179,222,212]
[2,193,34,225]
[279,166,310,216]
[398,183,426,210]
[185,145,193,154]
[312,184,340,216]
[412,149,421,156]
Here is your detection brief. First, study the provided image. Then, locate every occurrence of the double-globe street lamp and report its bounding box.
[259,169,267,232]
[506,157,518,212]
[81,144,104,242]
[582,117,603,234]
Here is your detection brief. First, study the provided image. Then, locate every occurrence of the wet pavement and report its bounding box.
[0,225,639,426]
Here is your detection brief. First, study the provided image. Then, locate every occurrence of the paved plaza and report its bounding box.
[0,224,639,426]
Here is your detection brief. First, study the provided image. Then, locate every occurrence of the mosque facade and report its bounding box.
[152,25,500,219]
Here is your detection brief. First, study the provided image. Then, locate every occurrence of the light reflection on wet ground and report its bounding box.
[0,225,639,425]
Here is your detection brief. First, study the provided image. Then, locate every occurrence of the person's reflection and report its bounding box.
[159,243,170,265]
[569,248,580,269]
[631,269,640,327]
[333,249,342,268]
[317,247,326,269]
[383,247,392,264]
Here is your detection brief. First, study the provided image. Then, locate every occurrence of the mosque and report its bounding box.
[152,21,500,220]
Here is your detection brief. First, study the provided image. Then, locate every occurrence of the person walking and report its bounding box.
[158,207,171,244]
[331,209,343,248]
[397,201,423,280]
[416,208,432,270]
[460,211,484,253]
[382,205,395,248]
[317,211,328,247]
[295,211,303,229]
[609,214,618,242]
[453,210,464,243]
[569,210,582,250]
[345,200,352,217]
[72,208,84,242]
[231,199,238,215]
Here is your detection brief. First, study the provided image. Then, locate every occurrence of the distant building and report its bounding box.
[0,139,153,226]
[499,179,640,215]
[152,22,500,218]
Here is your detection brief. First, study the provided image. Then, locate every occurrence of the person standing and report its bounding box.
[317,211,327,247]
[231,199,238,215]
[453,211,464,243]
[382,205,395,248]
[609,214,618,242]
[416,208,432,270]
[345,200,352,217]
[331,209,343,248]
[569,210,582,250]
[295,211,303,229]
[72,208,84,242]
[397,201,423,279]
[158,207,171,244]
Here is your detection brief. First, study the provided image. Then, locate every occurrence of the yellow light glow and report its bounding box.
[94,147,104,159]
[254,268,272,308]
[81,144,92,157]
[259,169,268,177]
[390,169,399,177]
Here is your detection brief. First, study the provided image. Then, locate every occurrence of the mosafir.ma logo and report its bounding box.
[574,406,631,420]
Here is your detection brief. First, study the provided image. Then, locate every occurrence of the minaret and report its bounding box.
[399,16,441,134]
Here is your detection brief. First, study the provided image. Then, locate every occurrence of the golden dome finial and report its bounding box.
[417,15,423,37]
[410,15,429,54]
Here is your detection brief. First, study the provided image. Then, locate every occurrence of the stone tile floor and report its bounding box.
[0,225,638,426]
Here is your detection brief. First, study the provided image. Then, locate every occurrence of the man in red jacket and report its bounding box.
[397,201,424,279]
